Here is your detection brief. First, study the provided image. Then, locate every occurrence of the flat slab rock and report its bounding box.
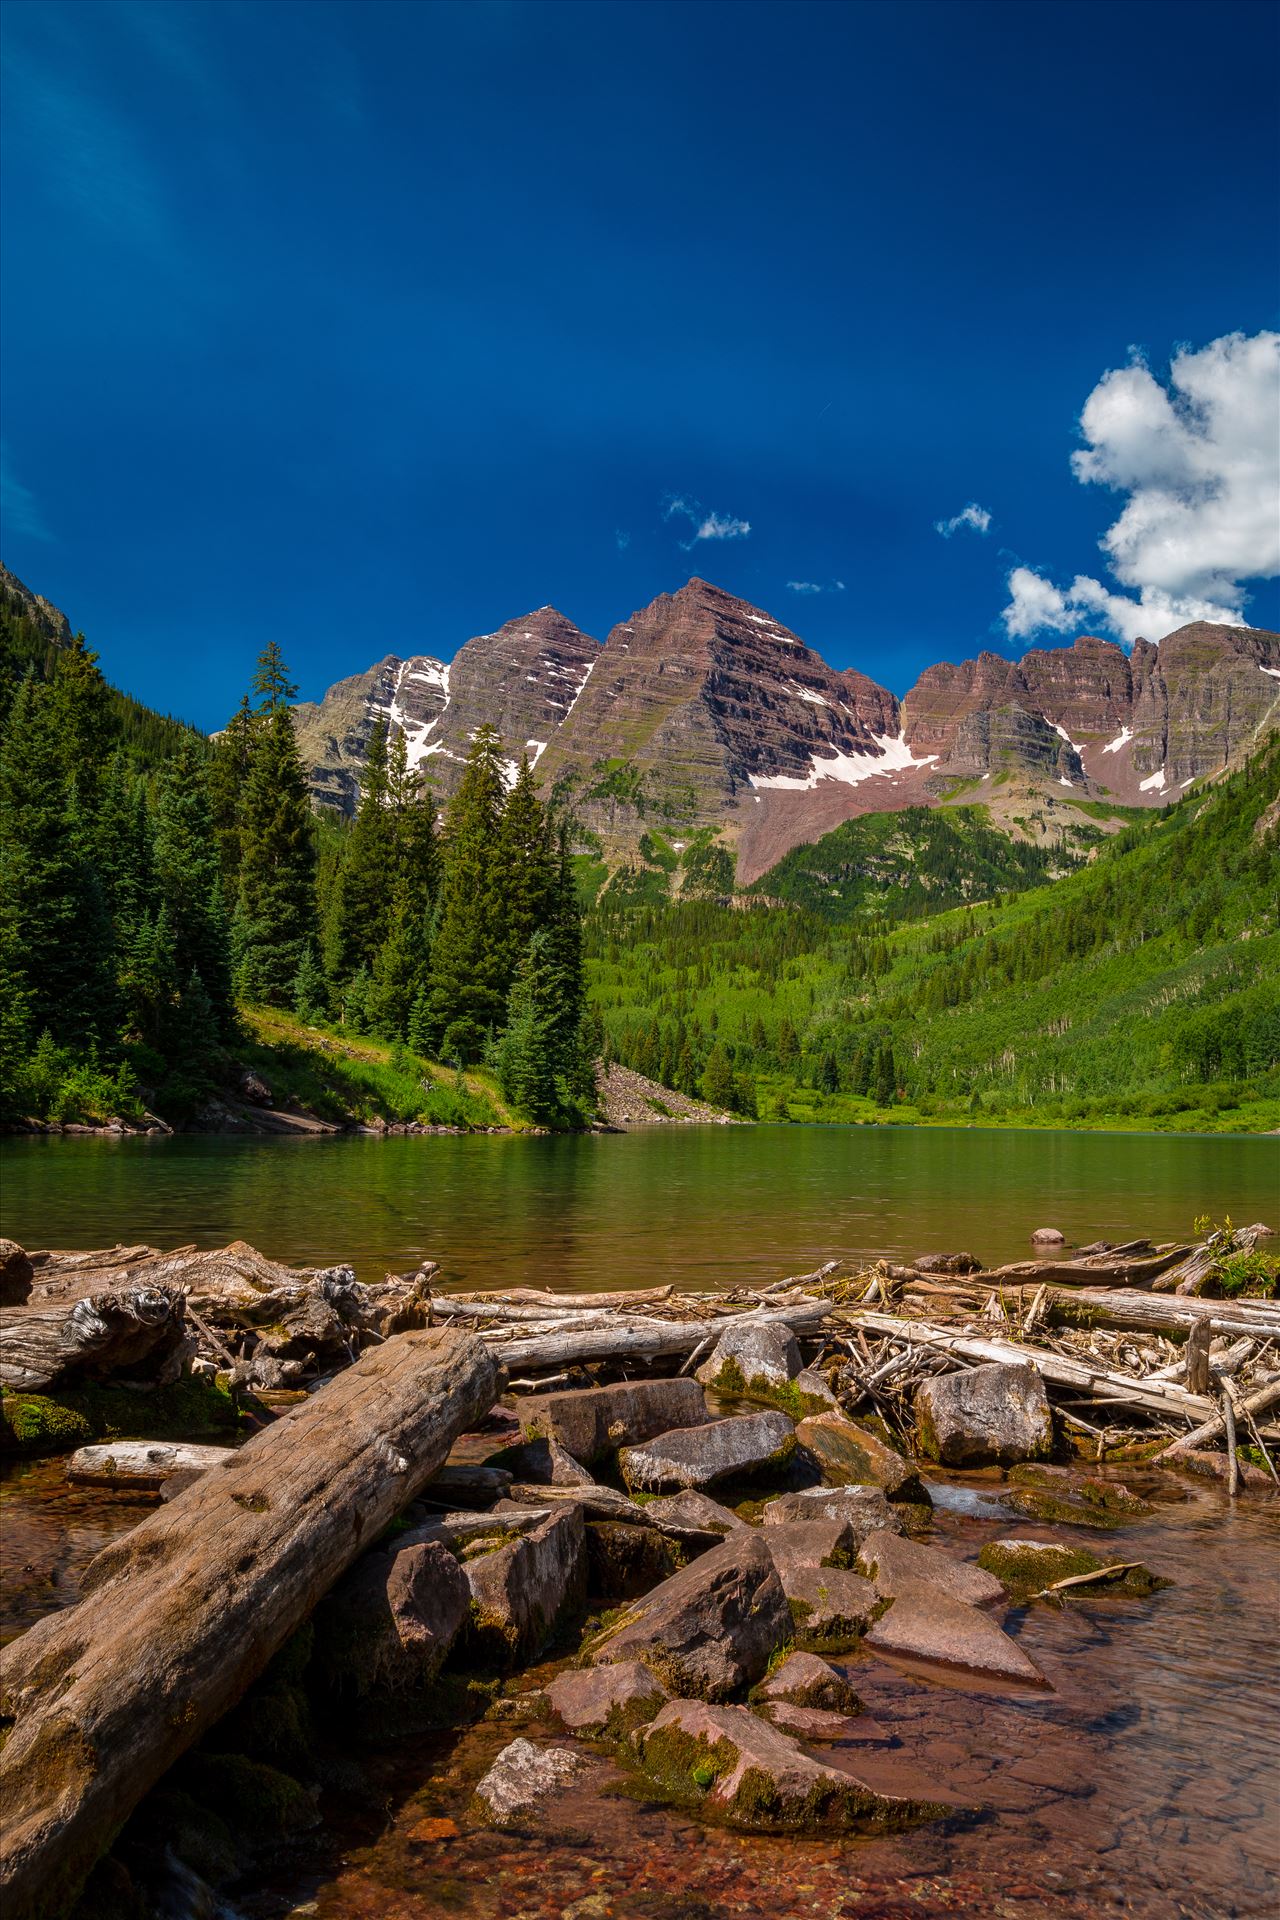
[546,1661,670,1736]
[760,1517,856,1576]
[633,1699,951,1833]
[865,1579,1049,1688]
[591,1530,791,1700]
[515,1378,709,1462]
[915,1362,1053,1468]
[756,1651,861,1714]
[620,1410,794,1493]
[696,1317,801,1391]
[472,1738,589,1828]
[763,1485,904,1544]
[796,1413,927,1502]
[856,1530,1005,1607]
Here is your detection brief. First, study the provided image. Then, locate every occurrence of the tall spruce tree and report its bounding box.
[153,737,234,1033]
[208,694,257,884]
[426,726,508,1060]
[327,720,395,986]
[495,757,553,988]
[234,648,316,1006]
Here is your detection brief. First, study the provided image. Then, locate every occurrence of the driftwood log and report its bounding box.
[0,1326,498,1920]
[901,1281,1280,1344]
[486,1297,832,1373]
[0,1288,190,1392]
[65,1441,237,1492]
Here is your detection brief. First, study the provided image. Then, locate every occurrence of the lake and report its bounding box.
[1,1125,1276,1285]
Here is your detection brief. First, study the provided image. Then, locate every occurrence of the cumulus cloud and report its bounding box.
[935,502,992,538]
[1002,329,1279,646]
[664,494,751,550]
[786,579,846,595]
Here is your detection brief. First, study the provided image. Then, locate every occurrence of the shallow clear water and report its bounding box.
[2,1126,1277,1287]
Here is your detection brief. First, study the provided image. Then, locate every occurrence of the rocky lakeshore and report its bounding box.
[0,1226,1277,1919]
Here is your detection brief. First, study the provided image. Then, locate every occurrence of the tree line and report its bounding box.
[0,625,592,1127]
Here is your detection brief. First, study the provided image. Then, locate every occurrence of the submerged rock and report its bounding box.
[915,1362,1053,1467]
[619,1411,795,1493]
[1004,1464,1154,1529]
[696,1318,801,1393]
[632,1699,952,1833]
[763,1485,904,1544]
[857,1530,1005,1607]
[865,1581,1050,1687]
[464,1506,587,1662]
[514,1379,708,1463]
[472,1738,588,1828]
[755,1650,861,1714]
[547,1661,670,1737]
[796,1412,929,1503]
[590,1530,790,1699]
[977,1537,1169,1600]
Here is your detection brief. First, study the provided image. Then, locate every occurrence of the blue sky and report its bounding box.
[2,0,1277,729]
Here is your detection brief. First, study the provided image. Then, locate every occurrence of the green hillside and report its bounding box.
[585,743,1280,1131]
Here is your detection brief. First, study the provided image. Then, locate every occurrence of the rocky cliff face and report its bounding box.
[0,562,73,648]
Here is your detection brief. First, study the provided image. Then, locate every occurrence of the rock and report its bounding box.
[464,1506,587,1662]
[472,1738,588,1829]
[792,1366,841,1411]
[546,1661,670,1737]
[763,1485,904,1545]
[914,1362,1053,1467]
[632,1699,951,1832]
[795,1413,929,1503]
[237,1069,274,1107]
[977,1537,1169,1600]
[696,1318,801,1393]
[761,1702,869,1741]
[619,1411,795,1493]
[486,1437,595,1487]
[314,1538,471,1696]
[586,1521,687,1598]
[640,1489,746,1545]
[856,1530,1004,1607]
[865,1581,1049,1687]
[760,1517,856,1573]
[515,1379,709,1463]
[1004,1463,1153,1529]
[590,1531,791,1699]
[912,1252,983,1275]
[422,1463,514,1504]
[756,1650,861,1713]
[1031,1228,1065,1245]
[0,1240,34,1307]
[779,1565,880,1651]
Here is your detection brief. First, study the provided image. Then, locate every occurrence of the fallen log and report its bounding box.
[845,1310,1217,1424]
[488,1297,832,1373]
[452,1284,674,1310]
[0,1287,190,1392]
[929,1284,1280,1343]
[0,1326,498,1920]
[65,1441,236,1492]
[1150,1226,1270,1296]
[1156,1376,1280,1460]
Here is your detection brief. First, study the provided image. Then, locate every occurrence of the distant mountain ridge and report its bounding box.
[292,576,1279,882]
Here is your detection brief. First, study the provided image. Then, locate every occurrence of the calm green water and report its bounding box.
[1,1127,1275,1287]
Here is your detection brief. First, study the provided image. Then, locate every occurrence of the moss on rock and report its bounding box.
[0,1374,240,1457]
[977,1538,1169,1600]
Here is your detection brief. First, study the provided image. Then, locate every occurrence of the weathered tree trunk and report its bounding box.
[908,1284,1280,1343]
[0,1240,34,1308]
[66,1441,237,1492]
[451,1284,674,1310]
[0,1327,498,1920]
[489,1299,831,1372]
[0,1288,190,1392]
[973,1247,1192,1288]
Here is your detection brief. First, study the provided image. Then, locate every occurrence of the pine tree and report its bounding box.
[701,1041,736,1110]
[47,634,110,814]
[873,1042,897,1106]
[328,720,396,986]
[292,943,329,1023]
[234,695,317,1006]
[208,694,257,883]
[153,738,234,1034]
[427,726,509,1060]
[495,757,553,989]
[495,930,563,1121]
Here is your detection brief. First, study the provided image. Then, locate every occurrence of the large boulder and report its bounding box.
[547,1661,670,1737]
[763,1485,904,1545]
[586,1521,687,1599]
[759,1517,856,1575]
[590,1531,790,1699]
[865,1581,1049,1687]
[514,1379,708,1462]
[640,1489,746,1545]
[914,1362,1053,1467]
[485,1436,595,1487]
[755,1650,861,1714]
[696,1318,801,1394]
[856,1530,1004,1607]
[796,1413,928,1503]
[465,1506,587,1662]
[472,1738,588,1828]
[632,1700,951,1833]
[314,1537,470,1696]
[619,1411,795,1493]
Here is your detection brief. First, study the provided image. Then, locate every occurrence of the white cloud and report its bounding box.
[614,528,630,551]
[664,494,751,550]
[935,502,992,538]
[1,447,53,541]
[786,579,846,595]
[1003,329,1279,646]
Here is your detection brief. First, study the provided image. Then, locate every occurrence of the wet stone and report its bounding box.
[485,1437,596,1487]
[857,1529,1005,1607]
[546,1661,670,1737]
[796,1412,929,1503]
[756,1650,862,1714]
[313,1537,470,1697]
[639,1488,746,1545]
[586,1519,687,1599]
[695,1318,801,1393]
[465,1505,587,1663]
[619,1410,795,1493]
[472,1738,588,1828]
[977,1537,1168,1600]
[763,1484,905,1544]
[865,1578,1051,1687]
[781,1565,880,1651]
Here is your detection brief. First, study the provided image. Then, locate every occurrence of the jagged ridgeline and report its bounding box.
[588,742,1280,1127]
[0,567,594,1132]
